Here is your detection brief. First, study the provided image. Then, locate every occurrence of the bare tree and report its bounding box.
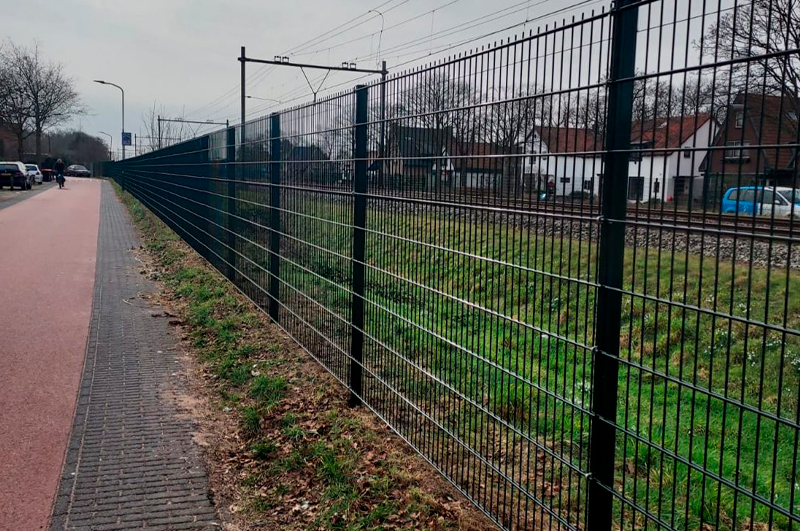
[140,103,194,152]
[563,75,715,137]
[406,71,474,134]
[0,47,34,159]
[487,87,540,146]
[702,0,799,103]
[45,130,109,163]
[404,72,476,188]
[2,42,85,161]
[484,86,546,184]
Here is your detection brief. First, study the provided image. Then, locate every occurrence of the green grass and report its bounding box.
[234,194,800,530]
[249,375,287,407]
[251,439,278,460]
[113,182,467,531]
[117,180,800,530]
[241,406,261,437]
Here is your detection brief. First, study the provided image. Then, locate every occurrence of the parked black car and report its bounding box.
[0,161,32,189]
[65,164,91,177]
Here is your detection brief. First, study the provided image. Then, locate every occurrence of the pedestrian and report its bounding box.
[54,158,66,189]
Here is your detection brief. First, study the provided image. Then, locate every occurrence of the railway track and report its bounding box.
[381,189,800,240]
[287,184,800,240]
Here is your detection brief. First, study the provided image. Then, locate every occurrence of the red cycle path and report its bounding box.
[0,179,101,531]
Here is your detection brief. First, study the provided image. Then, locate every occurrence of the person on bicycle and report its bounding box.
[54,158,66,188]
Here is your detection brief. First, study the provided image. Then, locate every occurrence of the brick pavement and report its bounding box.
[50,182,218,531]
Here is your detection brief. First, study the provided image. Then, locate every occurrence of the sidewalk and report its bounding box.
[49,182,218,530]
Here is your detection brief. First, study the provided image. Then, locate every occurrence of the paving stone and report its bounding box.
[50,182,219,530]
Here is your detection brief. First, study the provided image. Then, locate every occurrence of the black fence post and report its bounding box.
[587,1,638,529]
[269,112,281,322]
[226,126,237,282]
[349,85,368,407]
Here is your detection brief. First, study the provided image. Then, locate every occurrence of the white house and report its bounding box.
[523,126,604,197]
[521,115,717,203]
[627,114,718,203]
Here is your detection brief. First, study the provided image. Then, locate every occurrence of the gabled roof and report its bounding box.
[702,93,799,172]
[630,114,713,151]
[534,127,604,156]
[390,125,453,158]
[288,145,328,161]
[532,114,712,158]
[736,93,798,170]
[451,142,518,172]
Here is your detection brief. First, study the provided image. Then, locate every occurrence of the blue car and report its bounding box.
[721,186,800,217]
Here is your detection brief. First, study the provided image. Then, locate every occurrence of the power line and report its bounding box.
[353,0,588,64]
[217,0,466,118]
[186,0,407,121]
[211,0,604,126]
[239,0,601,120]
[288,0,458,59]
[195,0,423,120]
[283,0,413,59]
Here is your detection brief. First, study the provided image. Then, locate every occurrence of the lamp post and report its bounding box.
[98,131,113,160]
[94,80,125,159]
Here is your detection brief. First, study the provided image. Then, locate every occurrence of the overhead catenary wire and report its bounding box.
[289,0,466,59]
[220,0,606,123]
[186,0,408,121]
[202,0,539,122]
[263,0,597,103]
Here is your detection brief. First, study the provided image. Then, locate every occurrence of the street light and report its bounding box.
[94,80,125,159]
[98,131,113,160]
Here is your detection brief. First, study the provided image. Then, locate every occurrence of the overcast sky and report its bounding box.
[1,0,719,155]
[0,0,616,152]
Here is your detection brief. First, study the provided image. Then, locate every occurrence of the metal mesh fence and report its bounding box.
[104,0,800,528]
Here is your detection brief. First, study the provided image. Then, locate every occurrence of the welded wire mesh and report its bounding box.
[105,0,800,529]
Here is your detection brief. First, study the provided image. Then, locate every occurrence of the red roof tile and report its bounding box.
[534,127,604,155]
[630,114,713,151]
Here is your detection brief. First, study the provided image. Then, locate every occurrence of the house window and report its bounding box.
[560,177,571,184]
[735,111,745,128]
[583,178,594,191]
[683,149,691,158]
[674,177,690,197]
[725,140,750,161]
[628,176,645,201]
[630,143,646,162]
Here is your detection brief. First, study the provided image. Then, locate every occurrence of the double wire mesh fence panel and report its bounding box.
[104,0,800,528]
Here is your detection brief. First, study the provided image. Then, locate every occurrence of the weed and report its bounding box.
[278,448,306,472]
[283,425,305,441]
[240,406,261,437]
[251,439,278,460]
[250,375,287,407]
